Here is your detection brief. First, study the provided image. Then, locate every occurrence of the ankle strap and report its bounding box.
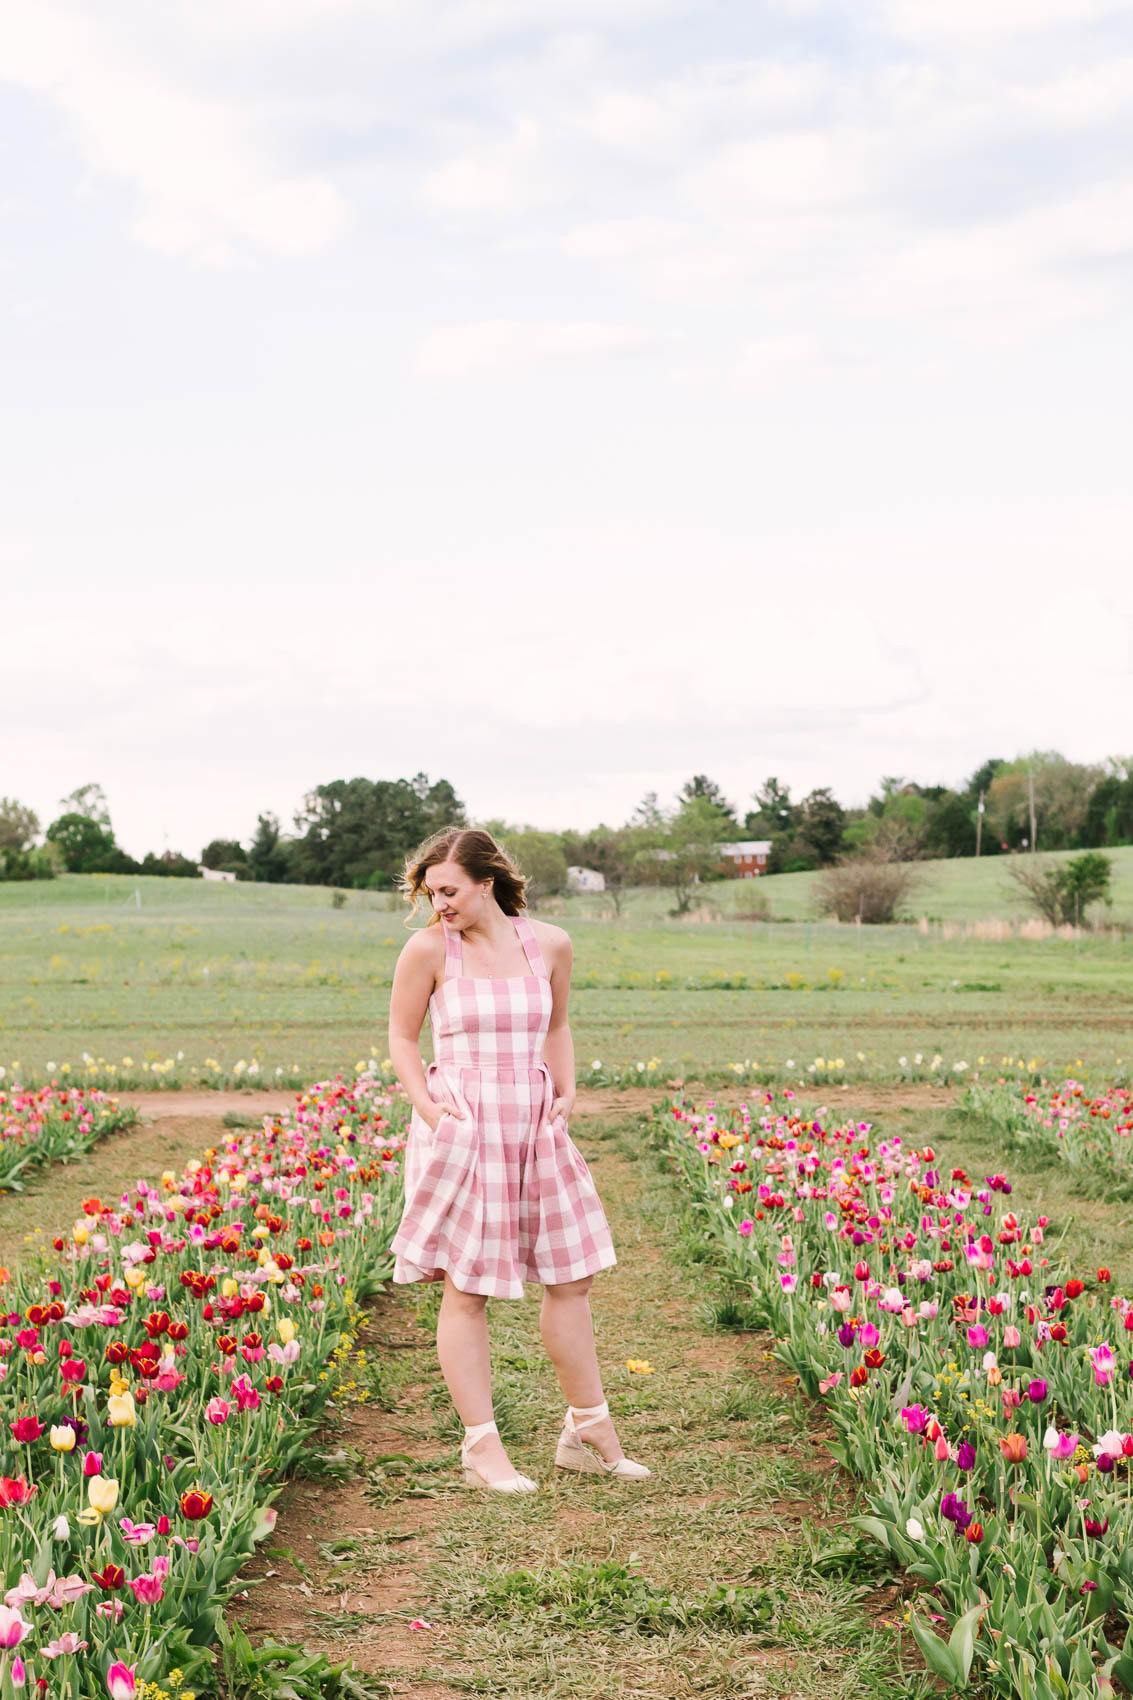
[462,1419,499,1448]
[567,1399,609,1432]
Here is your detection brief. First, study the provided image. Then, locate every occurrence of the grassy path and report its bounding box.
[228,1113,924,1700]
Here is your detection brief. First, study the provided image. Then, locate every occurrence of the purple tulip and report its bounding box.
[956,1441,976,1471]
[837,1323,856,1348]
[1027,1378,1048,1404]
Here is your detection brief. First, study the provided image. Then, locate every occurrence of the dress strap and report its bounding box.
[442,924,463,980]
[514,915,550,979]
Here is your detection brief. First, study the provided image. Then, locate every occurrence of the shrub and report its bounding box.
[1005,850,1112,926]
[815,848,923,923]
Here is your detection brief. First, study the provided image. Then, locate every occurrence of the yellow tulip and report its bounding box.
[49,1425,76,1451]
[108,1393,136,1428]
[87,1474,119,1514]
[124,1266,146,1290]
[72,1222,89,1246]
[277,1318,296,1344]
[220,1277,238,1298]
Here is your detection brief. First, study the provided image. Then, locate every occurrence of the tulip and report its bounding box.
[1003,1326,1022,1348]
[49,1425,76,1452]
[956,1441,976,1471]
[126,1573,164,1605]
[0,1606,30,1648]
[107,1394,136,1429]
[8,1419,42,1445]
[205,1398,230,1425]
[1000,1433,1028,1463]
[900,1405,929,1434]
[87,1475,119,1514]
[933,1435,950,1462]
[1027,1378,1048,1404]
[179,1489,213,1520]
[91,1564,125,1591]
[905,1516,925,1539]
[965,1522,984,1544]
[106,1662,137,1699]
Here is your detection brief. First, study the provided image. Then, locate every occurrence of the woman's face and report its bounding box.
[423,859,487,929]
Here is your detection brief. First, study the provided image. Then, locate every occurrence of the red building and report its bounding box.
[718,841,771,878]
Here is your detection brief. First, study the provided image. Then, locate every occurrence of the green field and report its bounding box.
[0,868,1130,1088]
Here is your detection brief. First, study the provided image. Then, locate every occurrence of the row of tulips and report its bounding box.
[958,1081,1133,1199]
[0,1088,138,1193]
[653,1093,1133,1699]
[0,1073,408,1698]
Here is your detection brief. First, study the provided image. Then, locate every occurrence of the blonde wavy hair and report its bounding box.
[399,827,528,926]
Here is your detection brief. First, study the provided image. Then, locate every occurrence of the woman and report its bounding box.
[388,826,649,1494]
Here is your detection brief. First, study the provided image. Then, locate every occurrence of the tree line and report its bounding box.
[2,751,1131,906]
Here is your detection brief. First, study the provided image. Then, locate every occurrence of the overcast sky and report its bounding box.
[5,0,1132,857]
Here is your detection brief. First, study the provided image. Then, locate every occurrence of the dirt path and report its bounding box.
[116,1081,958,1122]
[226,1113,915,1699]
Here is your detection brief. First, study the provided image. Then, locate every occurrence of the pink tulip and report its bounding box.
[1003,1326,1022,1348]
[0,1606,30,1648]
[11,1655,24,1686]
[106,1662,137,1698]
[41,1634,89,1658]
[126,1573,164,1606]
[205,1398,231,1425]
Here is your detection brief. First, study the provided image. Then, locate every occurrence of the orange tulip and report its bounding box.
[1000,1433,1028,1463]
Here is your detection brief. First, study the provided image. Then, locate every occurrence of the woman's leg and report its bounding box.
[540,1275,625,1462]
[436,1274,519,1481]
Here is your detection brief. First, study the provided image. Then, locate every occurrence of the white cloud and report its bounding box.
[417,318,650,373]
[2,3,350,263]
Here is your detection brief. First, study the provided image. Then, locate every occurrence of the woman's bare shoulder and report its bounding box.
[399,923,446,970]
[528,917,572,964]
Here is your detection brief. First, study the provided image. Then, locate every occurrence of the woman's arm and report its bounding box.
[541,926,576,1123]
[387,930,466,1131]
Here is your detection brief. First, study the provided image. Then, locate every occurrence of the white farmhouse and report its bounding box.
[199,866,238,883]
[567,865,606,892]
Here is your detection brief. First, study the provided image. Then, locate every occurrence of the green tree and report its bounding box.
[744,777,796,838]
[292,773,466,887]
[0,797,40,852]
[45,813,134,873]
[247,813,293,883]
[796,788,845,866]
[679,775,738,829]
[559,825,641,916]
[57,783,111,828]
[924,791,977,858]
[201,838,249,873]
[484,825,568,903]
[1006,851,1112,926]
[635,795,735,914]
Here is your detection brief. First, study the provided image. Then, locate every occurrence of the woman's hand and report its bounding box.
[422,1096,466,1133]
[549,1094,575,1125]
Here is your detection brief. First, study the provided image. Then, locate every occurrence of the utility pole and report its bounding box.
[1028,769,1037,853]
[976,791,984,858]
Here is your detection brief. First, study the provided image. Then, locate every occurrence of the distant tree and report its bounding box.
[986,752,1103,851]
[292,773,467,887]
[0,797,40,852]
[924,791,977,858]
[201,838,249,873]
[560,825,641,916]
[46,812,135,873]
[247,813,293,884]
[679,775,738,830]
[139,850,199,879]
[57,783,112,828]
[1081,769,1133,848]
[744,777,797,839]
[484,825,568,903]
[635,795,735,915]
[0,845,56,881]
[1006,851,1112,926]
[963,757,1006,803]
[796,788,845,866]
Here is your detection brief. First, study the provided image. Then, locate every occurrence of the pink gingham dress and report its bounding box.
[391,915,617,1298]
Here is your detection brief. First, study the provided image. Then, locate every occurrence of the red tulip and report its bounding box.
[179,1489,213,1520]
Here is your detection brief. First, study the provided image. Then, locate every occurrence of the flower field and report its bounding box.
[0,1075,407,1699]
[958,1081,1133,1197]
[654,1090,1133,1698]
[1,1088,138,1193]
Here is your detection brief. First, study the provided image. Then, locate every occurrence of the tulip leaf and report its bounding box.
[908,1609,961,1685]
[948,1603,984,1683]
[850,1515,892,1552]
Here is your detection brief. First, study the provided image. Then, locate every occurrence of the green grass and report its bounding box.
[1,872,1131,1086]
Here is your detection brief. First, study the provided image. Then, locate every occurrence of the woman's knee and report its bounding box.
[440,1277,489,1316]
[543,1274,594,1301]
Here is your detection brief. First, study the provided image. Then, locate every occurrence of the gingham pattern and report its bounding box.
[391,915,617,1298]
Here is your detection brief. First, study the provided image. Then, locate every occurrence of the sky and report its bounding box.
[4,0,1132,858]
